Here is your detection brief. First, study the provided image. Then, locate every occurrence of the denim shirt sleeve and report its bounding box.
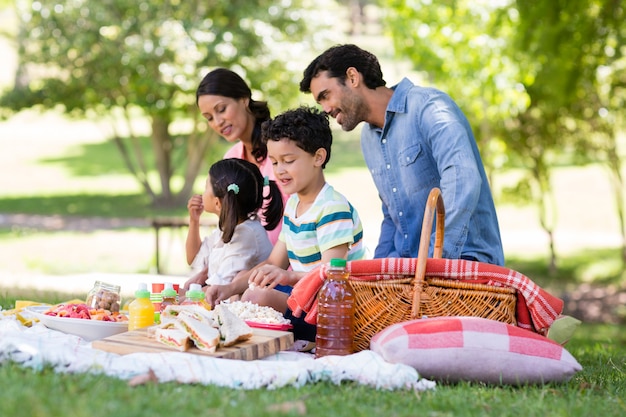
[421,92,482,258]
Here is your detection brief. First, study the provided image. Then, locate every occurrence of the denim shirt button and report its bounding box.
[399,211,403,216]
[404,234,408,239]
[386,164,391,169]
[392,187,397,192]
[382,139,387,144]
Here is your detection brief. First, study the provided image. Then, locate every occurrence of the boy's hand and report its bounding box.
[248,264,293,289]
[187,194,204,223]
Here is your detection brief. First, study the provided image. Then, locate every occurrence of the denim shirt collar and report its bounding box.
[375,78,413,138]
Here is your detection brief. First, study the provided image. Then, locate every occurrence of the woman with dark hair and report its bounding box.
[195,68,288,245]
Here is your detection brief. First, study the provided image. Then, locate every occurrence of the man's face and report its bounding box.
[309,71,367,132]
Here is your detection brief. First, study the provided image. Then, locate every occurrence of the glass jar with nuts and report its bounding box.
[86,281,122,312]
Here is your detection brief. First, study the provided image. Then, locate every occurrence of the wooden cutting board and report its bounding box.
[92,327,294,361]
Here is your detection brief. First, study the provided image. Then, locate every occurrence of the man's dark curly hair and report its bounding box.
[261,106,332,169]
[299,44,386,93]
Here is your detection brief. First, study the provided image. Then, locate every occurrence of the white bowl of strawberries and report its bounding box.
[26,303,128,341]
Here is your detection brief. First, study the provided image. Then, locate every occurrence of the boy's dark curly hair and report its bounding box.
[261,106,332,168]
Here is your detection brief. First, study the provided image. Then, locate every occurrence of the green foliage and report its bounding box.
[0,0,337,207]
[384,0,527,172]
[3,0,319,116]
[384,0,626,272]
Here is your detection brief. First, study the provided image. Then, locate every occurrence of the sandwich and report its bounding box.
[161,305,215,325]
[177,308,217,328]
[155,327,193,352]
[177,314,220,353]
[214,304,253,347]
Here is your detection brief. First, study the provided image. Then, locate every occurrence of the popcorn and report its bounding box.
[221,300,291,325]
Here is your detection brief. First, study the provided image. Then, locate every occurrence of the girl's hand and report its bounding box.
[205,283,236,308]
[248,264,292,289]
[187,194,204,222]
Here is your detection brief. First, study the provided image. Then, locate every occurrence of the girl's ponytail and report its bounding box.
[219,182,241,243]
[262,178,283,231]
[208,158,282,242]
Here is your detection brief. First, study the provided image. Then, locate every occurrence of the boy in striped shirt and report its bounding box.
[232,106,365,340]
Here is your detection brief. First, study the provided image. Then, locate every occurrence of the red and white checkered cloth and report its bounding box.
[287,258,563,335]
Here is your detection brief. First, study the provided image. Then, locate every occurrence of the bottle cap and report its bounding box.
[329,258,347,268]
[161,282,177,297]
[135,282,150,298]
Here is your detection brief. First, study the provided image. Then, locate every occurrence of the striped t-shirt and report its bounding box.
[279,183,365,272]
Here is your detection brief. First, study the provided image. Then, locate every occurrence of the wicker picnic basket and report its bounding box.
[349,188,517,351]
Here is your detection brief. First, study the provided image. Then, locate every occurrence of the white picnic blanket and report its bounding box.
[0,318,435,391]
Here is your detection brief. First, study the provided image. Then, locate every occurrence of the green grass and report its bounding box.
[0,320,624,417]
[506,247,626,290]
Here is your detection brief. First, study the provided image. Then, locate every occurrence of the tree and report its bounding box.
[514,0,626,269]
[0,0,338,207]
[382,0,547,261]
[384,0,626,273]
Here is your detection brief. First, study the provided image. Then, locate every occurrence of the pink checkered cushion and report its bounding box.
[370,316,582,385]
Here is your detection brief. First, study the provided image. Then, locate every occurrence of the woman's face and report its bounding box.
[198,94,253,143]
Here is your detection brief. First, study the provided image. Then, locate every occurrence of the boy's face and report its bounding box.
[267,138,325,197]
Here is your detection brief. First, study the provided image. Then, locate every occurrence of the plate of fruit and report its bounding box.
[26,303,128,341]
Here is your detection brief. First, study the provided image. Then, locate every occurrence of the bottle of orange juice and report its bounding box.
[128,283,155,331]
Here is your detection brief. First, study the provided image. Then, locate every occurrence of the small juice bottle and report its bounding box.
[181,283,210,310]
[160,282,178,313]
[128,283,155,331]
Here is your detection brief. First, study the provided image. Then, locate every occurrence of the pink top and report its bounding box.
[224,142,288,245]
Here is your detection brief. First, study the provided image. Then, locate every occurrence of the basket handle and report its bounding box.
[411,187,445,318]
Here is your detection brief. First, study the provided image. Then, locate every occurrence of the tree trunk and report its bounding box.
[151,115,173,206]
[606,142,626,268]
[177,119,216,199]
[533,161,558,275]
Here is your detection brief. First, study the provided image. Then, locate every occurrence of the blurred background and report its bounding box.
[0,1,624,321]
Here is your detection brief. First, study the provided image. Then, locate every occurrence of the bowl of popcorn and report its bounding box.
[220,300,293,331]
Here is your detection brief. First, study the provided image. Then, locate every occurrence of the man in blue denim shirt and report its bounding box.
[300,44,504,265]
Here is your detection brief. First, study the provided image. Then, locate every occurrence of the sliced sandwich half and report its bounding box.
[214,304,253,347]
[161,305,215,326]
[177,314,220,353]
[155,327,193,352]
